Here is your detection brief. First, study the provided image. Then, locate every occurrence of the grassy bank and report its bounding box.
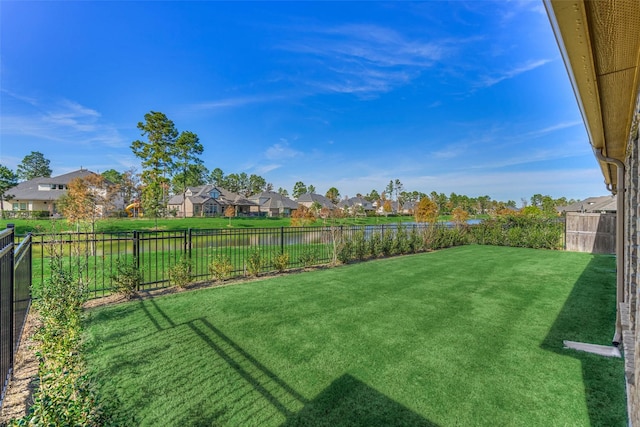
[84,246,626,426]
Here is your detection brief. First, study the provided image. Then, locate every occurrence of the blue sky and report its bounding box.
[0,1,605,203]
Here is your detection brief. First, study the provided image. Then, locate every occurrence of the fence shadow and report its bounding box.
[135,299,437,426]
[282,374,438,427]
[540,254,627,425]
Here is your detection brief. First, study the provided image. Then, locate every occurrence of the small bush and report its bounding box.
[209,254,233,281]
[246,249,263,277]
[408,227,423,253]
[368,232,384,257]
[299,248,319,268]
[11,249,107,426]
[169,257,192,288]
[273,252,290,273]
[352,230,368,260]
[392,226,410,255]
[111,258,142,299]
[380,231,394,256]
[337,239,353,264]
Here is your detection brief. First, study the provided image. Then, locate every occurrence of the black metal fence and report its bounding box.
[0,227,32,409]
[26,223,440,299]
[21,218,564,301]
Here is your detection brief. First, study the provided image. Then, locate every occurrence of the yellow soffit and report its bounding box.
[545,0,640,188]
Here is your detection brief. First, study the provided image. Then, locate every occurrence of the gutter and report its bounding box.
[594,148,625,346]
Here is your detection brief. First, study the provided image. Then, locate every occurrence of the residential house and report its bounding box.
[2,169,121,217]
[247,191,298,217]
[297,193,336,211]
[337,196,374,216]
[557,195,617,214]
[375,200,404,215]
[167,185,255,217]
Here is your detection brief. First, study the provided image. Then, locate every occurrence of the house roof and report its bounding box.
[545,0,640,191]
[7,169,97,201]
[337,196,374,210]
[558,195,617,213]
[167,185,256,207]
[297,193,336,209]
[248,191,298,210]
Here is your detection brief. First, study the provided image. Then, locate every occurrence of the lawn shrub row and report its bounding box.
[10,245,108,426]
[469,215,563,249]
[336,225,469,264]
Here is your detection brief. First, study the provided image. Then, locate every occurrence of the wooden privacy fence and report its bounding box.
[0,226,32,409]
[565,212,616,254]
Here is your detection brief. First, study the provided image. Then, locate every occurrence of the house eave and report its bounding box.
[545,0,640,191]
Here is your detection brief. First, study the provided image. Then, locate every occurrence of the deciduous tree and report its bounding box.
[451,207,470,227]
[224,205,235,226]
[414,197,438,223]
[58,174,113,233]
[291,204,316,226]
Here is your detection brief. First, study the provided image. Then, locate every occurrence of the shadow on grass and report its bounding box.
[282,374,438,427]
[540,254,627,426]
[135,298,438,426]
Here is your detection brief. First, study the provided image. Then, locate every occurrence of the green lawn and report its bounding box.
[83,246,626,426]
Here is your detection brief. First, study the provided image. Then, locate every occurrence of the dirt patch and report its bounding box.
[0,307,41,424]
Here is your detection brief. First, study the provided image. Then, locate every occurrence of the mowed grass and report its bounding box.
[84,246,626,426]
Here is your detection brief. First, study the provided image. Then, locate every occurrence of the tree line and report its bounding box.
[0,110,578,219]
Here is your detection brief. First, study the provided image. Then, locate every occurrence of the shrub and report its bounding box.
[468,215,563,249]
[392,226,410,255]
[408,227,424,253]
[380,230,394,256]
[352,230,368,261]
[11,247,107,426]
[169,257,192,288]
[299,248,319,268]
[368,231,384,258]
[273,251,290,273]
[246,249,263,277]
[209,254,233,281]
[111,258,142,299]
[337,239,353,264]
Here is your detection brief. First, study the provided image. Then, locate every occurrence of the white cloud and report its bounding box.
[189,94,286,111]
[523,120,583,138]
[265,140,302,160]
[478,58,552,88]
[1,94,125,148]
[277,23,456,97]
[254,163,282,174]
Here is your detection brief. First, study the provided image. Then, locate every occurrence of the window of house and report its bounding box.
[209,190,220,199]
[13,203,27,211]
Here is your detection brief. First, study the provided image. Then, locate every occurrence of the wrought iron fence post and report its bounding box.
[187,229,192,260]
[280,227,284,254]
[133,229,140,270]
[7,227,15,372]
